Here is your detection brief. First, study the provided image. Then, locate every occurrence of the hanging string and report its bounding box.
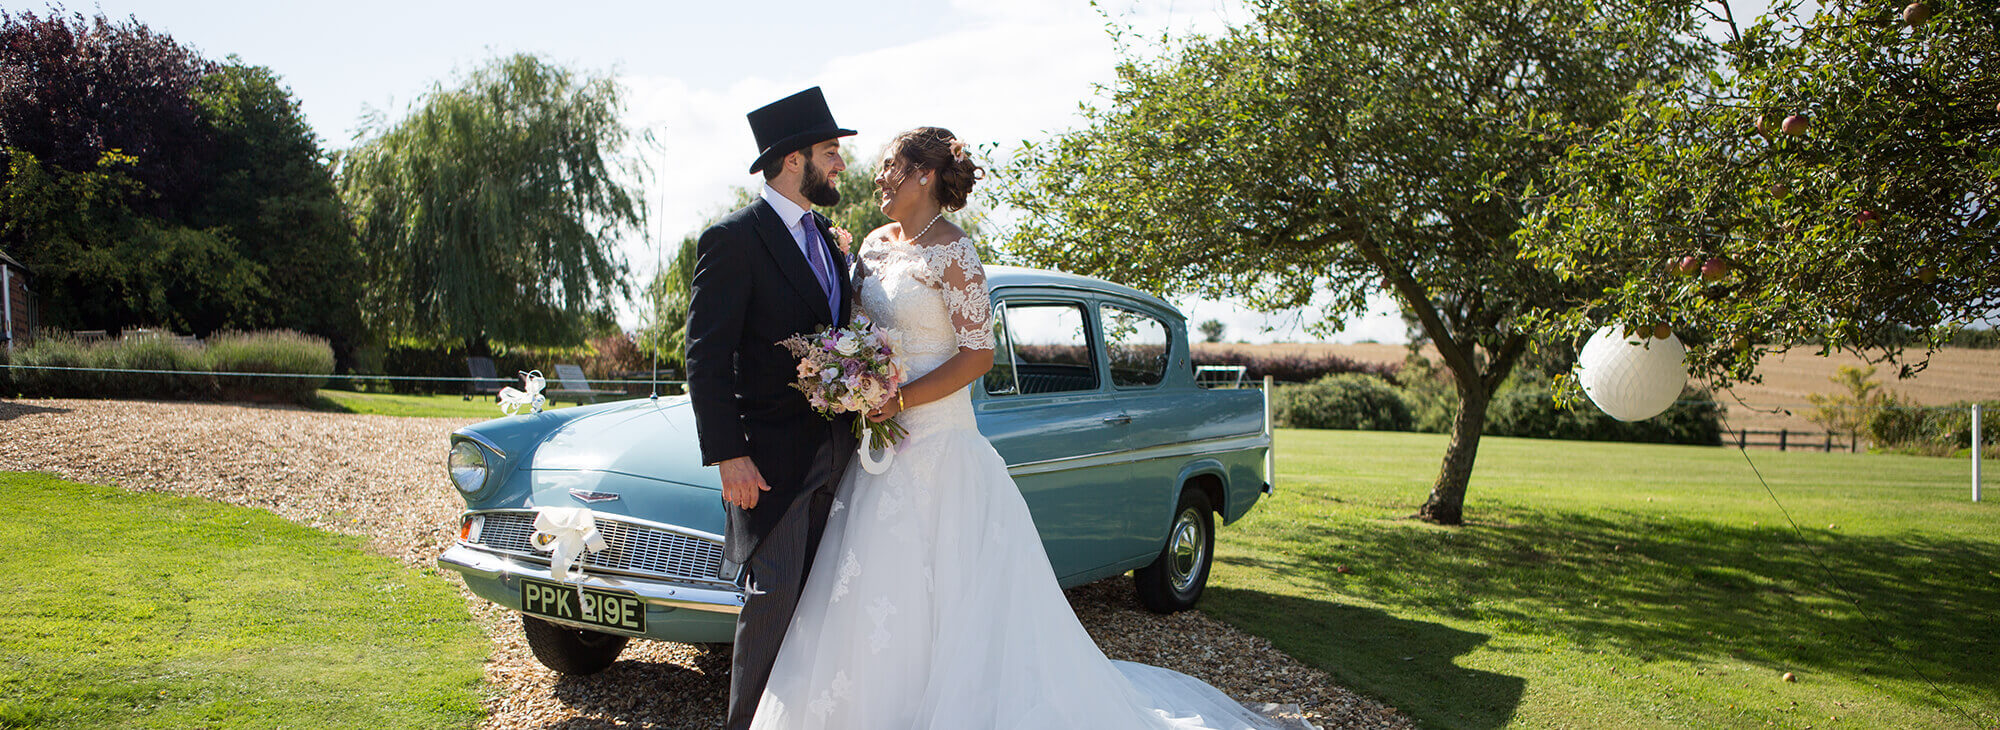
[1723,412,1985,727]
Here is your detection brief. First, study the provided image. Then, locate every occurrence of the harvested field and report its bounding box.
[1199,342,2000,435]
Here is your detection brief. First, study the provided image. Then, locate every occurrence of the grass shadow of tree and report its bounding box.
[1220,508,2000,725]
[1204,582,1526,729]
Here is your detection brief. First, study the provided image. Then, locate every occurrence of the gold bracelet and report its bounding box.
[898,392,906,412]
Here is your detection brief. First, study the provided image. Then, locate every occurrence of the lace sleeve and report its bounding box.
[929,238,996,351]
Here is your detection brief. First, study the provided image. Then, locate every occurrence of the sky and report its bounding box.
[60,0,1413,344]
[64,0,1764,344]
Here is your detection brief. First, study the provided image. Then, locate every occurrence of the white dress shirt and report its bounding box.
[761,184,814,255]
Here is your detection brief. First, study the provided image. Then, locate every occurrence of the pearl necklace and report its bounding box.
[903,213,944,245]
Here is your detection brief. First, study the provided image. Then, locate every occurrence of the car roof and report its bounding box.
[985,265,1184,320]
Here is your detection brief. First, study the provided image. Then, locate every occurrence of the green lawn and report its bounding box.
[310,389,584,418]
[1206,430,1999,729]
[0,472,487,729]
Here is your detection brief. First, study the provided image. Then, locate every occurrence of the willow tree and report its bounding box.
[1521,0,2000,387]
[339,54,638,351]
[996,0,1703,524]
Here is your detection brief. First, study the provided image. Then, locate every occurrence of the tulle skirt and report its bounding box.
[749,394,1291,730]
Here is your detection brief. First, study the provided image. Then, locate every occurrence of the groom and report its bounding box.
[685,86,859,730]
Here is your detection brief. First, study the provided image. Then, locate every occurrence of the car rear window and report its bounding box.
[1101,304,1170,387]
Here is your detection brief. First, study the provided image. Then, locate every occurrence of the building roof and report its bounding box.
[0,248,23,272]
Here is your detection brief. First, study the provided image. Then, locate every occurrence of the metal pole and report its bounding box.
[1974,403,1983,503]
[3,265,12,355]
[1264,375,1276,493]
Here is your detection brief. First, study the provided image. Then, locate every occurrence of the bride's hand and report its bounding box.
[867,392,904,422]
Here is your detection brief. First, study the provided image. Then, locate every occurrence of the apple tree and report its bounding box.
[1520,0,2000,388]
[994,0,1705,524]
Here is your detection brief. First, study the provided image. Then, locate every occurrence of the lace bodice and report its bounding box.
[853,234,994,383]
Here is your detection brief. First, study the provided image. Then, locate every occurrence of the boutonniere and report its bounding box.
[830,226,854,255]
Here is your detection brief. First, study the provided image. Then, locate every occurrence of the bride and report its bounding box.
[749,127,1297,730]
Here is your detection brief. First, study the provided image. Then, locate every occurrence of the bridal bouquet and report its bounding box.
[779,315,909,472]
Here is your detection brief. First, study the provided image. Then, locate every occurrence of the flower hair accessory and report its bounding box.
[947,138,969,163]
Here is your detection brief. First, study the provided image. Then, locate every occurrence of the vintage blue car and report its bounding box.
[438,266,1273,674]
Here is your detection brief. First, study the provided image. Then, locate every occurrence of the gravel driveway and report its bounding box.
[0,398,1413,730]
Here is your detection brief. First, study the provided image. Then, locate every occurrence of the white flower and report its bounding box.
[834,334,862,356]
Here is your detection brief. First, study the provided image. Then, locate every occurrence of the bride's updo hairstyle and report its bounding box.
[888,126,983,212]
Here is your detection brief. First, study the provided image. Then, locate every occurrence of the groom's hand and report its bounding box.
[718,456,770,509]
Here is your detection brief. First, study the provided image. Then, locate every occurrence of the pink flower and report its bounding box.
[831,226,854,255]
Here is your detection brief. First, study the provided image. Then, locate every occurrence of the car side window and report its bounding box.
[1101,303,1170,388]
[985,301,1099,396]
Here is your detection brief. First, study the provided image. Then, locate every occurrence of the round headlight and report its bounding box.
[448,440,489,494]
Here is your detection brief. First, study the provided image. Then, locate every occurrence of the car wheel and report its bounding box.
[1133,487,1214,614]
[521,614,629,675]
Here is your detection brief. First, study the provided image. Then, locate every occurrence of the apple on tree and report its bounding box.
[1904,2,1933,26]
[1701,257,1730,280]
[1782,114,1810,135]
[1674,255,1700,277]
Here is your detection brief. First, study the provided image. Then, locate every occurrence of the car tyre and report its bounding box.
[521,614,629,675]
[1133,487,1214,614]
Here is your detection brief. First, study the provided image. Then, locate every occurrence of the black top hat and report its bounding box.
[747,87,856,174]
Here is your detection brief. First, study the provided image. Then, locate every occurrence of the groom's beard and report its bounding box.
[801,157,841,207]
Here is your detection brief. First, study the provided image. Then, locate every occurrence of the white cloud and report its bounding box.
[607,0,1403,343]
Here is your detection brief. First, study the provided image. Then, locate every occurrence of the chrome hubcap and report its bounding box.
[1168,508,1206,593]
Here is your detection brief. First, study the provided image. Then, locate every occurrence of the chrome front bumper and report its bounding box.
[438,544,746,615]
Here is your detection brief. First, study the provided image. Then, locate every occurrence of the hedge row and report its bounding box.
[1274,361,1723,446]
[1191,345,1400,384]
[353,335,653,396]
[2,330,333,404]
[1868,400,2000,457]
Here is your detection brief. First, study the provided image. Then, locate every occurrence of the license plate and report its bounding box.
[519,577,646,633]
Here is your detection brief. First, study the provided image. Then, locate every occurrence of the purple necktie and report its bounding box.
[800,213,839,318]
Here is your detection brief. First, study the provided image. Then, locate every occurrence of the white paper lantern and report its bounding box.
[1576,326,1687,422]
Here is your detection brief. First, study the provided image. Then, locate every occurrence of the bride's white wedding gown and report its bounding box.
[750,234,1296,730]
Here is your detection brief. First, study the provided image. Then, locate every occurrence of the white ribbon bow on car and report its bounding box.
[498,371,548,416]
[531,506,607,585]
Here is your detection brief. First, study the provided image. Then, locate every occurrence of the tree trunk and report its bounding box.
[1420,384,1491,525]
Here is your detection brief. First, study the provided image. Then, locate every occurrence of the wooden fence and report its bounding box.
[1727,428,1857,452]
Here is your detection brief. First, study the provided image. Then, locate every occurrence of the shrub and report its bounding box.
[1395,359,1722,445]
[1483,369,1723,446]
[1867,399,2000,457]
[1192,344,1400,384]
[205,330,333,403]
[1274,373,1413,431]
[8,333,94,397]
[5,329,331,404]
[101,333,211,399]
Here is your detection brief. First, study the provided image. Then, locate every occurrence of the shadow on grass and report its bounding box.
[1204,582,1526,729]
[1244,508,2000,718]
[0,399,70,420]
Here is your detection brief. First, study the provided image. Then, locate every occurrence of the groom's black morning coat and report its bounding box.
[686,198,857,565]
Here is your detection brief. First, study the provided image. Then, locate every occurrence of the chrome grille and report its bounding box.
[471,511,725,583]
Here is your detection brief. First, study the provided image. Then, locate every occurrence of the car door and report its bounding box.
[1096,299,1185,563]
[974,294,1133,582]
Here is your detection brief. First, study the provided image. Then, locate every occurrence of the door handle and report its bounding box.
[1103,415,1132,425]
